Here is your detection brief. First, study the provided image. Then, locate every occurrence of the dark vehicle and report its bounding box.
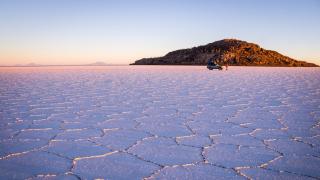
[207,58,223,70]
[207,64,223,70]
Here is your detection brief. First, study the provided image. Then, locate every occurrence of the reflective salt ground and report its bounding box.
[0,66,319,179]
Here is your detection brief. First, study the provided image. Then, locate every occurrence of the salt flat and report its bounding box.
[0,66,319,179]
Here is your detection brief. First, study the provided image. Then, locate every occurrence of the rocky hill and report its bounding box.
[131,39,318,67]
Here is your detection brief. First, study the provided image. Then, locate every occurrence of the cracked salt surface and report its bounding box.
[0,66,319,179]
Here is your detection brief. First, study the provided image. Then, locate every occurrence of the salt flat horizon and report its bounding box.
[1,64,320,67]
[0,66,319,179]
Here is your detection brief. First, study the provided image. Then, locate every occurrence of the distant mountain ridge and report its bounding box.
[4,61,112,67]
[131,39,318,67]
[85,61,110,66]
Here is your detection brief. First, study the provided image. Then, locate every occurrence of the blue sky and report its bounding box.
[0,0,319,65]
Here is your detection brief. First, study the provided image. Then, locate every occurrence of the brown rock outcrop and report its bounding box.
[131,39,318,67]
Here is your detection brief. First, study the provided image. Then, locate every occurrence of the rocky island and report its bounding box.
[131,39,318,67]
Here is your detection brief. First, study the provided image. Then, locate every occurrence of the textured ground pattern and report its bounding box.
[0,66,319,180]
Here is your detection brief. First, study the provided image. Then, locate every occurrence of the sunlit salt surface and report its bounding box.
[0,66,319,179]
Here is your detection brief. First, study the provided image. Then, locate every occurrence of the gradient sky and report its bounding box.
[0,0,319,65]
